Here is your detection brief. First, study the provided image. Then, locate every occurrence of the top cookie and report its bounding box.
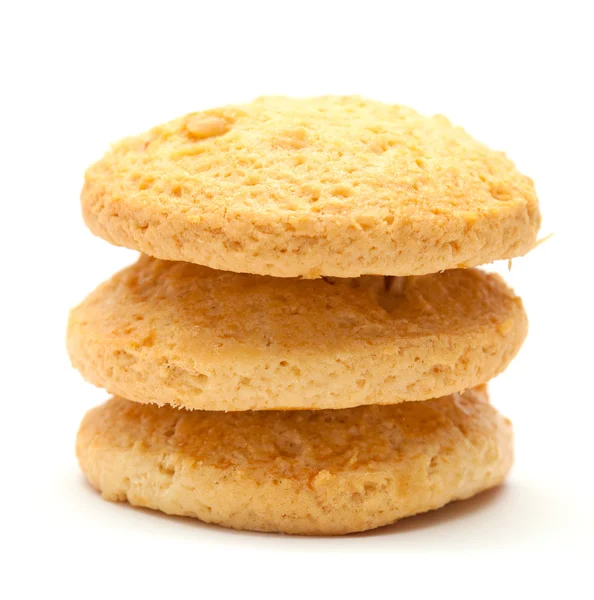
[82,96,540,278]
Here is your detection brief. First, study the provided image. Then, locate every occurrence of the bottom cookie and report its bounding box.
[76,386,513,535]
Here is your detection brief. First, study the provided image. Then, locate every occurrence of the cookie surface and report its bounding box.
[77,387,512,535]
[82,95,540,278]
[68,256,527,411]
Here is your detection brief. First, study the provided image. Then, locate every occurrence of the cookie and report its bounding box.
[76,386,512,535]
[81,95,540,278]
[67,256,527,411]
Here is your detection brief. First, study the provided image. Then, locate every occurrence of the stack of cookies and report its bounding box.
[69,96,540,535]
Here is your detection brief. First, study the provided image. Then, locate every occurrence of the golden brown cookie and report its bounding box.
[76,387,513,535]
[67,256,527,411]
[82,95,540,278]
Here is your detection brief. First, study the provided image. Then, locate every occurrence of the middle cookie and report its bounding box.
[68,256,527,410]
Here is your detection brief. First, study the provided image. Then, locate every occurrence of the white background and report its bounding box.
[2,1,593,598]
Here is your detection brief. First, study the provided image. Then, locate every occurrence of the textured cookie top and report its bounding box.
[72,256,523,351]
[78,386,506,479]
[82,96,540,277]
[67,256,527,410]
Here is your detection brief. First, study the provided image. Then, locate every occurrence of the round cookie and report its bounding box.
[76,386,513,535]
[82,95,540,278]
[67,256,527,411]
